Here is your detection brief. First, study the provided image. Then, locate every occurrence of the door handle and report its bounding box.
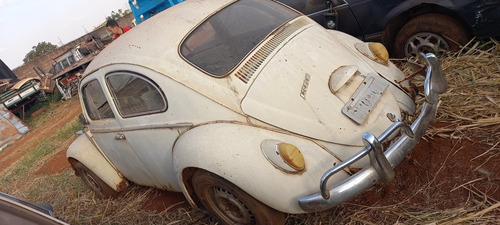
[114,133,126,140]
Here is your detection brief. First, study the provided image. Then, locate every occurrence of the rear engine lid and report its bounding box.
[241,26,403,146]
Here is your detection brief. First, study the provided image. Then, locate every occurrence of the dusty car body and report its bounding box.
[66,0,447,224]
[0,192,68,225]
[279,0,500,57]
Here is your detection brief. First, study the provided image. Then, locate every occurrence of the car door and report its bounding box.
[342,0,403,41]
[81,72,160,187]
[104,70,193,191]
[461,0,500,38]
[278,0,364,39]
[330,0,365,38]
[81,69,190,191]
[277,0,329,24]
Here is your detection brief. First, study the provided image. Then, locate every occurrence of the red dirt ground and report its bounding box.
[0,99,188,212]
[1,99,498,214]
[0,99,81,173]
[355,134,499,209]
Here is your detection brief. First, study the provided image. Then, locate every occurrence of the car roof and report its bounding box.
[10,77,40,90]
[83,0,270,112]
[84,0,234,78]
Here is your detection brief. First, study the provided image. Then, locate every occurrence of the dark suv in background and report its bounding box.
[279,0,500,57]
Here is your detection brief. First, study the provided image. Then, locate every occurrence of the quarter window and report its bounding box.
[106,72,167,117]
[82,79,114,120]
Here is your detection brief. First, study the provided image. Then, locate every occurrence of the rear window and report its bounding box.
[180,0,299,77]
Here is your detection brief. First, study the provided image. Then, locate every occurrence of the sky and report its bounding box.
[0,0,130,69]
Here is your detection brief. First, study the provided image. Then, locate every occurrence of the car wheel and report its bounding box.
[393,13,470,58]
[75,162,118,198]
[192,170,285,225]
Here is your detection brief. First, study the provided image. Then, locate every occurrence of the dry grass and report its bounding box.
[309,39,500,225]
[423,38,500,145]
[0,40,499,224]
[58,183,212,225]
[341,38,500,225]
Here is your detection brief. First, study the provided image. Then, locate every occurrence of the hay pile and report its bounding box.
[436,39,500,145]
[408,39,500,146]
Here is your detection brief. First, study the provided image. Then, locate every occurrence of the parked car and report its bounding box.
[0,77,42,112]
[0,192,68,225]
[66,0,447,224]
[279,0,500,57]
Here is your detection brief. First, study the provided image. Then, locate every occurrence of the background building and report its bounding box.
[11,13,134,80]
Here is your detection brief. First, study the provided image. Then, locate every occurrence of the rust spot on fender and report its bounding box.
[115,179,130,192]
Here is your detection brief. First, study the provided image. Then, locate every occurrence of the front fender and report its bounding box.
[173,123,348,214]
[66,132,129,192]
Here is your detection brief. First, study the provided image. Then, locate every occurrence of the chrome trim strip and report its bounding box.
[91,122,193,133]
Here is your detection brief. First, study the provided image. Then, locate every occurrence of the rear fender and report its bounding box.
[66,133,129,192]
[172,123,346,214]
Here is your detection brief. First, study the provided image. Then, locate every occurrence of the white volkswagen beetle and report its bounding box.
[66,0,447,224]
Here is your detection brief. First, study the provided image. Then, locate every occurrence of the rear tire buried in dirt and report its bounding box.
[393,13,470,58]
[192,170,285,225]
[75,162,118,198]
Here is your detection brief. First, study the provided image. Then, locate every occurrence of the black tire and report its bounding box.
[393,13,470,58]
[192,170,285,225]
[74,162,118,198]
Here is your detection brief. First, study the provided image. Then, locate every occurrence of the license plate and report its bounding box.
[342,73,389,124]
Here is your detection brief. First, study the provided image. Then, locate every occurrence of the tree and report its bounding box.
[93,9,130,30]
[23,41,57,63]
[106,9,128,21]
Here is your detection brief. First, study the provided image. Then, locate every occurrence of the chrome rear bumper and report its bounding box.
[298,53,447,212]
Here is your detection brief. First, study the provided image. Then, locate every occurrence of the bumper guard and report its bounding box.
[298,53,448,212]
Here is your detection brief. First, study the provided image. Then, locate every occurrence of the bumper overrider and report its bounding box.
[298,53,448,212]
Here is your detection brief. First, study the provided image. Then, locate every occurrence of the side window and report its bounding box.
[82,79,115,120]
[106,72,167,118]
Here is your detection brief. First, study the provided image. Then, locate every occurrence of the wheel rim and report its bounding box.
[82,170,102,194]
[404,32,450,57]
[209,186,256,224]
